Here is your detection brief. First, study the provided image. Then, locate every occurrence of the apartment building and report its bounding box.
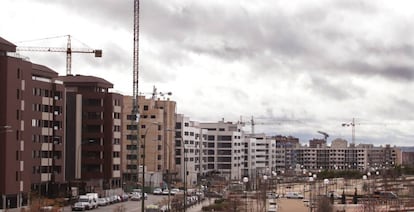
[200,120,244,181]
[1,37,65,209]
[175,114,207,187]
[122,95,176,189]
[59,75,123,193]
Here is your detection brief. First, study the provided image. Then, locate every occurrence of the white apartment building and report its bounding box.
[171,116,400,186]
[175,114,207,187]
[200,120,244,181]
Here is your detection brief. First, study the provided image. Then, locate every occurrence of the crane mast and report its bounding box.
[132,0,140,115]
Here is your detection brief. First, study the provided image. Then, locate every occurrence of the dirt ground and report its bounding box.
[277,198,308,212]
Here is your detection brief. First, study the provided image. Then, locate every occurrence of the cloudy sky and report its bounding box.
[2,0,414,146]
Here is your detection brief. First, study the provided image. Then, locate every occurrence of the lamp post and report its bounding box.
[324,179,329,196]
[243,177,249,212]
[183,139,187,212]
[141,122,159,212]
[262,175,268,212]
[309,174,315,212]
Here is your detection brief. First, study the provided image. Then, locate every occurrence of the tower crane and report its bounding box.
[239,116,282,134]
[139,86,172,100]
[16,35,102,75]
[317,131,329,141]
[342,118,356,144]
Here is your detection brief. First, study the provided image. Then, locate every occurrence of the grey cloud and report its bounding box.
[336,60,414,82]
[308,76,353,101]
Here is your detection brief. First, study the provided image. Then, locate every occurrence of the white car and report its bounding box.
[286,192,304,199]
[97,198,108,206]
[170,188,180,195]
[130,194,141,201]
[162,189,170,195]
[153,188,162,195]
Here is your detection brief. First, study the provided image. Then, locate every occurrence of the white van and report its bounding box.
[79,194,98,209]
[286,192,304,199]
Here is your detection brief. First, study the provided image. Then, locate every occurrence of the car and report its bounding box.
[267,192,279,199]
[121,194,129,201]
[170,188,180,195]
[327,191,341,200]
[162,189,170,195]
[71,202,87,211]
[130,194,141,201]
[286,192,304,199]
[373,191,398,199]
[153,188,162,195]
[97,198,108,206]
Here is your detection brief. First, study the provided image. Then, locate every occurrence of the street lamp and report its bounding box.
[141,122,160,212]
[243,177,249,212]
[309,174,315,212]
[324,179,329,196]
[263,175,268,211]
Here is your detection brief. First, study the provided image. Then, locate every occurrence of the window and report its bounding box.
[127,154,137,160]
[143,105,149,111]
[114,125,120,132]
[126,145,137,150]
[113,138,120,144]
[113,152,120,158]
[113,165,120,170]
[127,125,138,130]
[126,135,138,140]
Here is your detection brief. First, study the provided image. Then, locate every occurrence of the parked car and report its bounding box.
[71,202,87,211]
[153,188,162,195]
[170,188,180,195]
[286,192,304,199]
[97,198,108,206]
[326,191,341,199]
[373,191,398,199]
[162,189,170,195]
[130,194,141,201]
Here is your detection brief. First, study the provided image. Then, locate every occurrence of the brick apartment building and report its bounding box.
[59,75,123,194]
[122,94,176,190]
[1,37,65,209]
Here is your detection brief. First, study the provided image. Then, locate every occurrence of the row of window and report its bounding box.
[32,135,62,144]
[31,119,62,129]
[33,104,62,114]
[32,87,62,99]
[32,150,62,159]
[32,166,62,174]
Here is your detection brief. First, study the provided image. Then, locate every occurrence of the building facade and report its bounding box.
[122,95,176,190]
[59,75,123,194]
[200,120,244,181]
[1,37,65,209]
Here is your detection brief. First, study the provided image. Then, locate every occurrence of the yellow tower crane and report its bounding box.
[16,35,102,75]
